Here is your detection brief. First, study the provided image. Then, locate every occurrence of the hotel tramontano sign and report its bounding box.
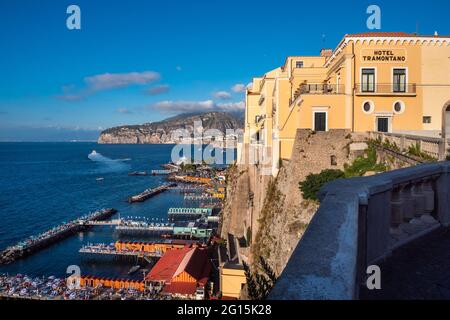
[361,49,407,62]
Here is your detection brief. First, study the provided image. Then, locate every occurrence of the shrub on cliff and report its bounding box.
[299,169,345,201]
[243,257,277,300]
[344,143,387,177]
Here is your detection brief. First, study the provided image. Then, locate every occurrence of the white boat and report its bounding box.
[128,265,140,275]
[96,177,104,181]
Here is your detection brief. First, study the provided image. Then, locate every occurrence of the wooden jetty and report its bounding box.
[0,208,117,265]
[79,245,163,260]
[128,183,177,203]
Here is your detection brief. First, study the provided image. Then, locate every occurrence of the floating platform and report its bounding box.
[151,169,178,176]
[128,171,148,176]
[128,183,177,203]
[0,208,117,265]
[79,244,163,260]
[167,207,212,220]
[115,224,174,236]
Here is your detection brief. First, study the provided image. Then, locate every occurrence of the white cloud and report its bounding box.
[57,71,161,101]
[152,100,244,114]
[217,101,245,111]
[85,71,160,91]
[116,108,133,114]
[231,83,247,93]
[145,84,170,96]
[55,94,85,102]
[213,91,232,100]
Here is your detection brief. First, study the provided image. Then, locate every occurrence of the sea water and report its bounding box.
[0,142,231,280]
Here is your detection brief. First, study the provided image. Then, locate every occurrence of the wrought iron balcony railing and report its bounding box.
[355,83,417,95]
[292,84,344,103]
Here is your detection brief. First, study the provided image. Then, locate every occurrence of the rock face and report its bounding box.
[222,129,357,275]
[98,112,244,144]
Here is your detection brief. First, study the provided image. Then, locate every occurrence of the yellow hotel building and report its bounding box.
[241,32,450,176]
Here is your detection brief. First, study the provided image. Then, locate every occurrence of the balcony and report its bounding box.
[255,114,266,126]
[258,94,265,106]
[355,83,417,96]
[269,161,450,300]
[293,84,344,103]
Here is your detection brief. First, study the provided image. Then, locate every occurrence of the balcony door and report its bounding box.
[376,117,390,133]
[314,112,327,132]
[393,68,407,93]
[361,68,376,93]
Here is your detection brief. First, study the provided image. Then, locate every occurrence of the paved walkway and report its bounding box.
[360,227,450,300]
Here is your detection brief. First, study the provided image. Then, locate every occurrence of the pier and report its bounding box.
[0,208,117,265]
[151,169,177,175]
[85,219,122,226]
[79,239,197,261]
[167,175,212,185]
[128,183,176,203]
[115,221,174,235]
[79,244,163,260]
[168,207,212,219]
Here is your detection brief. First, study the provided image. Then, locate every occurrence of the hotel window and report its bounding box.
[361,68,375,92]
[296,61,304,68]
[313,112,327,132]
[423,116,432,124]
[377,117,390,133]
[393,68,407,92]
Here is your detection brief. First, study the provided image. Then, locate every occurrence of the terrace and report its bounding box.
[269,161,450,300]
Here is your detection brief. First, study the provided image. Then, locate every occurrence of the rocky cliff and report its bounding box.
[98,112,244,144]
[222,129,360,275]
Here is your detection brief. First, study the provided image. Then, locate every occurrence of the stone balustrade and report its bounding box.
[269,162,450,300]
[368,131,448,160]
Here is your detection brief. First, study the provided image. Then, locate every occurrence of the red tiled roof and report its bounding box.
[346,32,450,38]
[183,247,211,284]
[145,246,192,282]
[145,246,211,283]
[346,32,414,37]
[162,282,197,295]
[221,296,239,300]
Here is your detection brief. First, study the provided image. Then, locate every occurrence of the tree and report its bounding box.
[299,169,345,201]
[243,257,278,300]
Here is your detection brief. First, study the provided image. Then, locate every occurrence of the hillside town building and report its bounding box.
[240,32,450,176]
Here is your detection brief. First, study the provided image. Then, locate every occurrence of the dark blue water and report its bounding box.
[0,142,216,279]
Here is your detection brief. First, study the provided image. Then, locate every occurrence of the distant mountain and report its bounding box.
[98,111,244,144]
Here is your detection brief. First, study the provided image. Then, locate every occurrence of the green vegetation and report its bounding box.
[382,139,400,152]
[246,227,252,246]
[179,162,196,172]
[299,143,388,201]
[299,169,345,201]
[370,138,438,163]
[343,143,387,178]
[243,257,277,300]
[407,142,437,162]
[255,180,282,258]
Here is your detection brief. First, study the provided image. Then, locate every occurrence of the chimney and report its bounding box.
[320,48,333,58]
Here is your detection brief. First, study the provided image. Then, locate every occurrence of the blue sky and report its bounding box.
[1,0,450,141]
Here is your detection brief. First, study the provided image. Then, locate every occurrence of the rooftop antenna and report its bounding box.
[415,21,420,35]
[322,34,326,46]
